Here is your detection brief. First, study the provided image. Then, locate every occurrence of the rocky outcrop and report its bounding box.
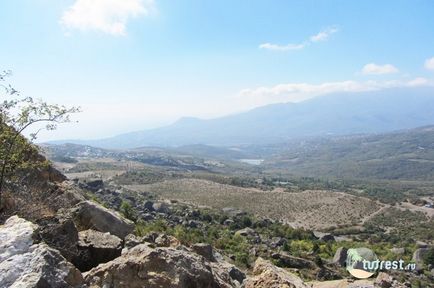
[84,244,236,288]
[72,200,134,239]
[34,216,79,262]
[192,243,215,261]
[374,272,408,288]
[235,227,261,243]
[313,231,335,242]
[73,229,122,272]
[271,252,316,269]
[244,257,308,288]
[0,216,84,287]
[332,247,348,267]
[413,247,432,270]
[152,202,171,213]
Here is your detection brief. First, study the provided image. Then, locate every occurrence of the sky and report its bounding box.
[1,0,434,141]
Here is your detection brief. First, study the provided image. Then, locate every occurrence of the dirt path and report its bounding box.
[359,202,389,224]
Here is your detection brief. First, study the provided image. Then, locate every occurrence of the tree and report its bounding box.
[0,70,80,208]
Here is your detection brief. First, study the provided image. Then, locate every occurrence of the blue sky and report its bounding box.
[1,0,434,141]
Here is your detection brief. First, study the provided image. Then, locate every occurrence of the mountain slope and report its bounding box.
[264,125,434,180]
[57,87,434,148]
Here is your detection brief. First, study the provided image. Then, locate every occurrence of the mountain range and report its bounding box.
[52,87,434,149]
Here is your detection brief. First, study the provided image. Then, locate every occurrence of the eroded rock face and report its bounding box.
[35,216,79,262]
[73,229,122,272]
[84,244,239,288]
[244,257,308,288]
[72,200,134,239]
[0,216,84,288]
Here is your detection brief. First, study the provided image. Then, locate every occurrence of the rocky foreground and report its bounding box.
[0,198,408,288]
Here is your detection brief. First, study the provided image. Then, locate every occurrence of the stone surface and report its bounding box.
[0,216,84,288]
[72,200,134,239]
[84,244,234,288]
[244,257,308,288]
[412,247,431,270]
[73,229,122,272]
[374,272,393,288]
[332,247,348,267]
[192,243,215,261]
[271,252,316,269]
[35,216,79,262]
[152,202,170,213]
[313,231,335,242]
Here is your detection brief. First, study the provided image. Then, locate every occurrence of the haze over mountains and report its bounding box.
[53,87,434,149]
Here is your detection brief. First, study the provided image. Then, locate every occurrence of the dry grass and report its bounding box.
[127,179,382,230]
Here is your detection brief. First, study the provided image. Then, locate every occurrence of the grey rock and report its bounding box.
[228,266,246,284]
[244,257,308,288]
[84,244,234,288]
[192,243,215,261]
[271,252,316,269]
[332,247,348,267]
[73,229,122,272]
[0,216,84,288]
[35,216,79,262]
[152,202,170,213]
[72,200,134,239]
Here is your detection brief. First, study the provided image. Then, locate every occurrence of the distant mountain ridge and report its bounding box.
[52,87,434,149]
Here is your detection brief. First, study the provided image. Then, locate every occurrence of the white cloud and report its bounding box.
[259,42,306,51]
[361,63,399,75]
[238,78,432,108]
[310,27,338,42]
[425,57,434,70]
[260,26,338,52]
[61,0,155,36]
[407,77,429,86]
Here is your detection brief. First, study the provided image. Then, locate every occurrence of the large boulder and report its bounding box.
[271,252,316,269]
[235,228,261,243]
[0,216,84,287]
[152,202,171,214]
[244,257,308,288]
[332,247,348,267]
[412,247,431,270]
[84,244,235,288]
[313,231,335,242]
[34,216,79,262]
[73,229,122,272]
[72,200,134,239]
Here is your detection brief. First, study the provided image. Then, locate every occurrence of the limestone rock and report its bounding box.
[0,216,37,262]
[35,216,79,262]
[0,216,84,287]
[84,244,233,287]
[72,200,134,239]
[244,257,308,288]
[73,229,122,272]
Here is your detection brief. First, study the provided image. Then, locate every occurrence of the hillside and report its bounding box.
[52,87,434,148]
[263,125,434,181]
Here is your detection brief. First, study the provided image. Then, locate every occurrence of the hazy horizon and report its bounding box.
[2,0,434,141]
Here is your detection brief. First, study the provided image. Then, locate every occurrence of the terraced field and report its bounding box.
[127,178,382,230]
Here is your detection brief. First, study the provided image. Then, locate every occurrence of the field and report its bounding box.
[127,178,382,230]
